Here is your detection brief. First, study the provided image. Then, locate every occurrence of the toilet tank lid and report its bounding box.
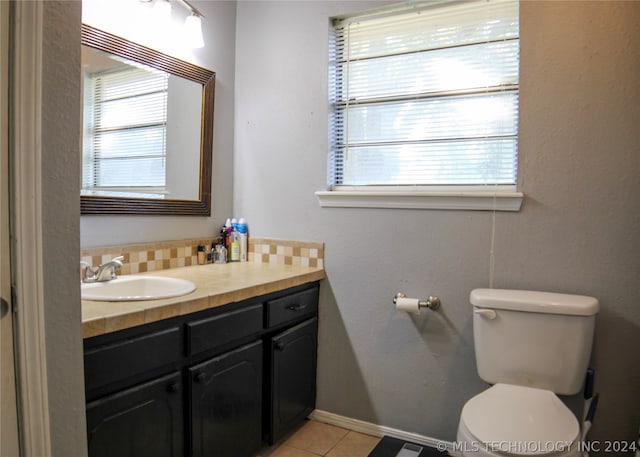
[470,289,599,316]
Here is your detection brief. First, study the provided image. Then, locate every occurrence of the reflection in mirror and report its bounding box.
[82,47,201,200]
[80,24,215,215]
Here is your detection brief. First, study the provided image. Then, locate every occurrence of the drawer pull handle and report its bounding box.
[275,341,284,351]
[287,303,307,311]
[194,372,206,383]
[167,382,180,393]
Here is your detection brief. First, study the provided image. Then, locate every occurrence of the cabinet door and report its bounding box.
[189,340,263,457]
[86,371,183,457]
[270,317,318,444]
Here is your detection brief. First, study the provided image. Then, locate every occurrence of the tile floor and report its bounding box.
[257,420,381,457]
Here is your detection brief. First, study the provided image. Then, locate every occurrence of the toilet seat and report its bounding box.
[460,384,579,456]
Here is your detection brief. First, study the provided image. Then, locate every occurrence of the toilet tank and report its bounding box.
[470,289,599,395]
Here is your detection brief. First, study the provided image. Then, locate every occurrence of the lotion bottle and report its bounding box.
[229,226,240,262]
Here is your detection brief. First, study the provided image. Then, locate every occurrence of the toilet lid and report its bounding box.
[461,384,579,456]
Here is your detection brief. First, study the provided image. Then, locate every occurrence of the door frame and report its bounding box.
[10,1,52,455]
[1,1,20,455]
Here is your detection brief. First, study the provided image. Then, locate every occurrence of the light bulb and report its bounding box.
[184,14,204,49]
[153,0,171,21]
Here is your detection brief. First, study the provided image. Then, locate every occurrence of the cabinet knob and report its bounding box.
[167,382,180,393]
[275,341,284,351]
[194,372,206,383]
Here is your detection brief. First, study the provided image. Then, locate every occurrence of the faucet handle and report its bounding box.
[98,256,123,269]
[80,261,95,282]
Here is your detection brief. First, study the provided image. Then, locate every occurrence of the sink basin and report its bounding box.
[82,275,196,301]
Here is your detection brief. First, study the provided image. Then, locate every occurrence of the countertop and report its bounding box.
[82,262,325,338]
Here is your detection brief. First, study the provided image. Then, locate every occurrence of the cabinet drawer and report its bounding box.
[187,304,263,356]
[266,287,318,328]
[85,326,182,392]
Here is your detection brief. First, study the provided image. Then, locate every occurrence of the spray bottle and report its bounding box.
[237,218,248,262]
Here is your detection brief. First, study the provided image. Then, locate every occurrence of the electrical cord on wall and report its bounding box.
[489,192,497,288]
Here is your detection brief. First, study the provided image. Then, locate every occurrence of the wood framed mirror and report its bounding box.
[80,24,215,215]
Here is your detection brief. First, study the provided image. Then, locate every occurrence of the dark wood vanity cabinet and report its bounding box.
[269,317,318,444]
[84,282,319,457]
[86,371,184,457]
[263,284,319,444]
[189,340,263,457]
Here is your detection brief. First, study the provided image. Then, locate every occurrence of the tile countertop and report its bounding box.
[82,262,325,339]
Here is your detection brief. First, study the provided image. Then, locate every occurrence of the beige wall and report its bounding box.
[234,0,640,450]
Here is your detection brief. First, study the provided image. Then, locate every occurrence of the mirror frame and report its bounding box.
[80,24,215,216]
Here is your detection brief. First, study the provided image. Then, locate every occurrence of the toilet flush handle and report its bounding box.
[474,308,497,319]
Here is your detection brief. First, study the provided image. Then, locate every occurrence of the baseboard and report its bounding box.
[309,410,458,456]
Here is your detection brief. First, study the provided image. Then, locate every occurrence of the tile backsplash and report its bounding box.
[80,237,324,275]
[248,238,324,268]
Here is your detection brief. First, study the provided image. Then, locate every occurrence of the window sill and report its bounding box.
[315,190,523,211]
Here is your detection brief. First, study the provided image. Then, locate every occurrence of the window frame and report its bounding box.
[317,0,523,211]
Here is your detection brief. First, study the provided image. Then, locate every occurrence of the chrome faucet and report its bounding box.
[81,256,124,283]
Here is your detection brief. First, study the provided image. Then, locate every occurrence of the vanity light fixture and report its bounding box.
[184,13,205,49]
[147,0,205,48]
[153,0,172,21]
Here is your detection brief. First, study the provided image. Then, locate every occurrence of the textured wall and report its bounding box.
[41,2,87,455]
[234,0,640,449]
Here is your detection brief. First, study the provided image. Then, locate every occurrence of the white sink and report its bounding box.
[81,275,196,301]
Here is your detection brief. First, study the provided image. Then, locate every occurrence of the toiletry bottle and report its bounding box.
[214,244,227,264]
[223,219,232,252]
[229,225,240,262]
[197,244,206,265]
[220,227,228,252]
[237,218,248,262]
[205,244,212,264]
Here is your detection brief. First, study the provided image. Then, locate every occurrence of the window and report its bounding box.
[319,0,522,210]
[82,64,169,198]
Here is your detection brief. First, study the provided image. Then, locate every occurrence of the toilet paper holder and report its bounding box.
[394,292,441,311]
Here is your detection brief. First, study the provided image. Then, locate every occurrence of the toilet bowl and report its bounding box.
[456,384,580,457]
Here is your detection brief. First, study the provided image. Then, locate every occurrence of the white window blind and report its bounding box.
[328,0,519,190]
[82,65,169,197]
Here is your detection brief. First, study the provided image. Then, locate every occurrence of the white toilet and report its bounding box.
[456,289,599,457]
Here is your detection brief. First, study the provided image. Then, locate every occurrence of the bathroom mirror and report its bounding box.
[80,24,215,215]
